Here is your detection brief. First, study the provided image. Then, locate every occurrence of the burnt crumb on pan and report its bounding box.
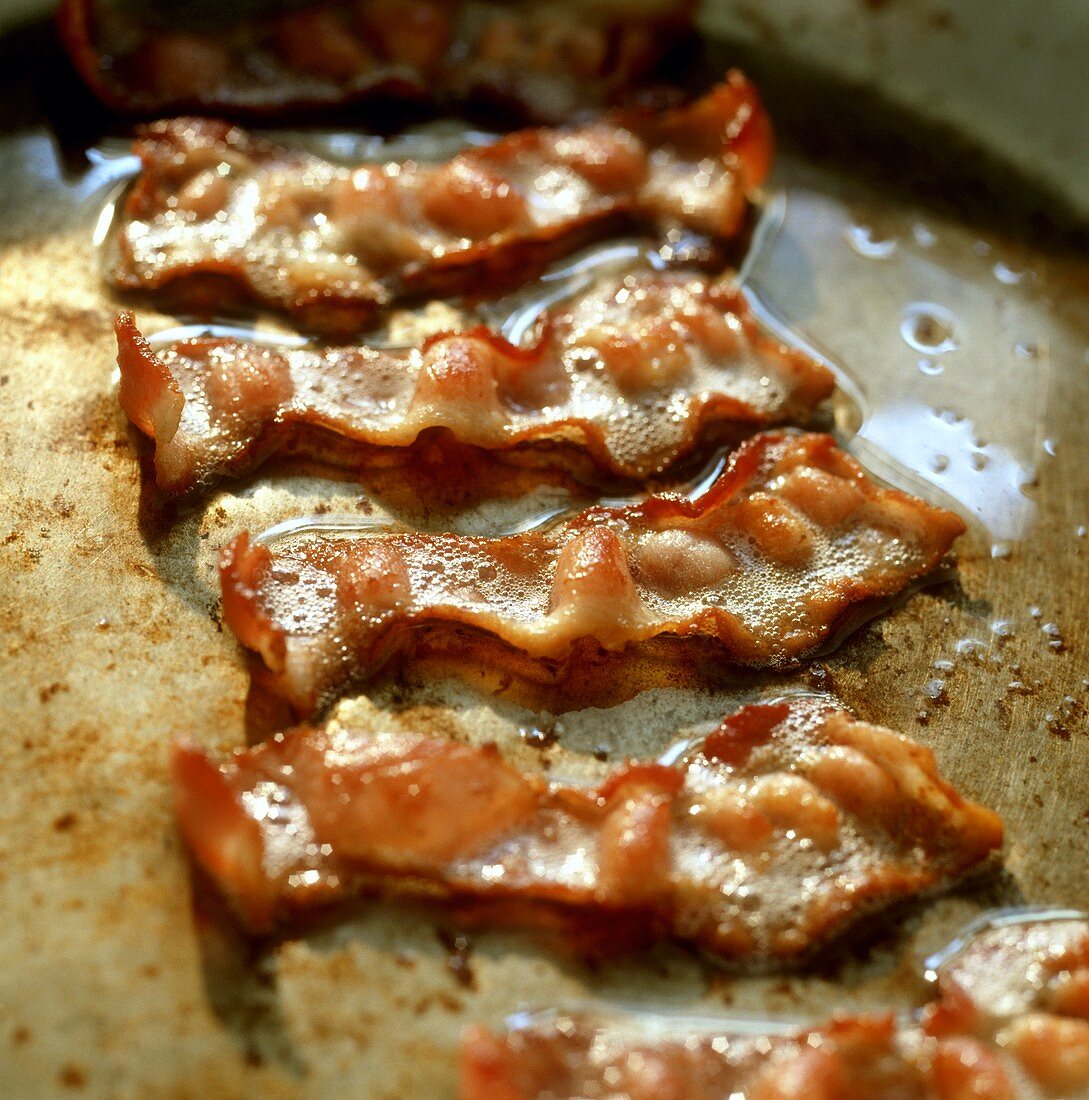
[412,990,464,1016]
[58,1064,87,1089]
[38,681,70,703]
[436,927,476,990]
[520,718,560,750]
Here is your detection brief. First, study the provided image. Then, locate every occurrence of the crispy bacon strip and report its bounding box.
[172,698,1002,953]
[59,0,694,122]
[219,431,965,713]
[461,914,1089,1099]
[108,74,773,335]
[115,271,833,492]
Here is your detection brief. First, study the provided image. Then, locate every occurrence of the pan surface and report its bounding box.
[1,18,1087,1098]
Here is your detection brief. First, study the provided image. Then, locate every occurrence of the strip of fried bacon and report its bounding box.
[108,73,772,335]
[115,270,834,492]
[460,913,1089,1099]
[59,0,694,123]
[172,698,1002,955]
[218,431,965,713]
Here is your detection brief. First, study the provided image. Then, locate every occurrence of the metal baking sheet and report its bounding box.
[1,18,1087,1099]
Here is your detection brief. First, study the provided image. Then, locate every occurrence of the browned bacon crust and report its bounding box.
[108,74,773,335]
[172,699,1002,953]
[115,271,834,492]
[59,0,695,123]
[461,914,1089,1099]
[218,431,965,713]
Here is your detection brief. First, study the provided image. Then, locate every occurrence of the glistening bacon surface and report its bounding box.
[59,0,694,122]
[172,698,1002,953]
[115,271,834,492]
[461,914,1089,1099]
[109,75,772,335]
[220,432,965,713]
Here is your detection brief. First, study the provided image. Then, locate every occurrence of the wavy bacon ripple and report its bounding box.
[461,913,1089,1100]
[59,0,695,123]
[108,73,772,335]
[218,431,965,713]
[172,698,1002,956]
[115,270,834,492]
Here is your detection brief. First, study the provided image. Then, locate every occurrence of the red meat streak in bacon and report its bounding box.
[217,431,965,714]
[114,270,834,492]
[58,0,695,123]
[172,699,1002,956]
[460,915,1089,1099]
[108,73,772,335]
